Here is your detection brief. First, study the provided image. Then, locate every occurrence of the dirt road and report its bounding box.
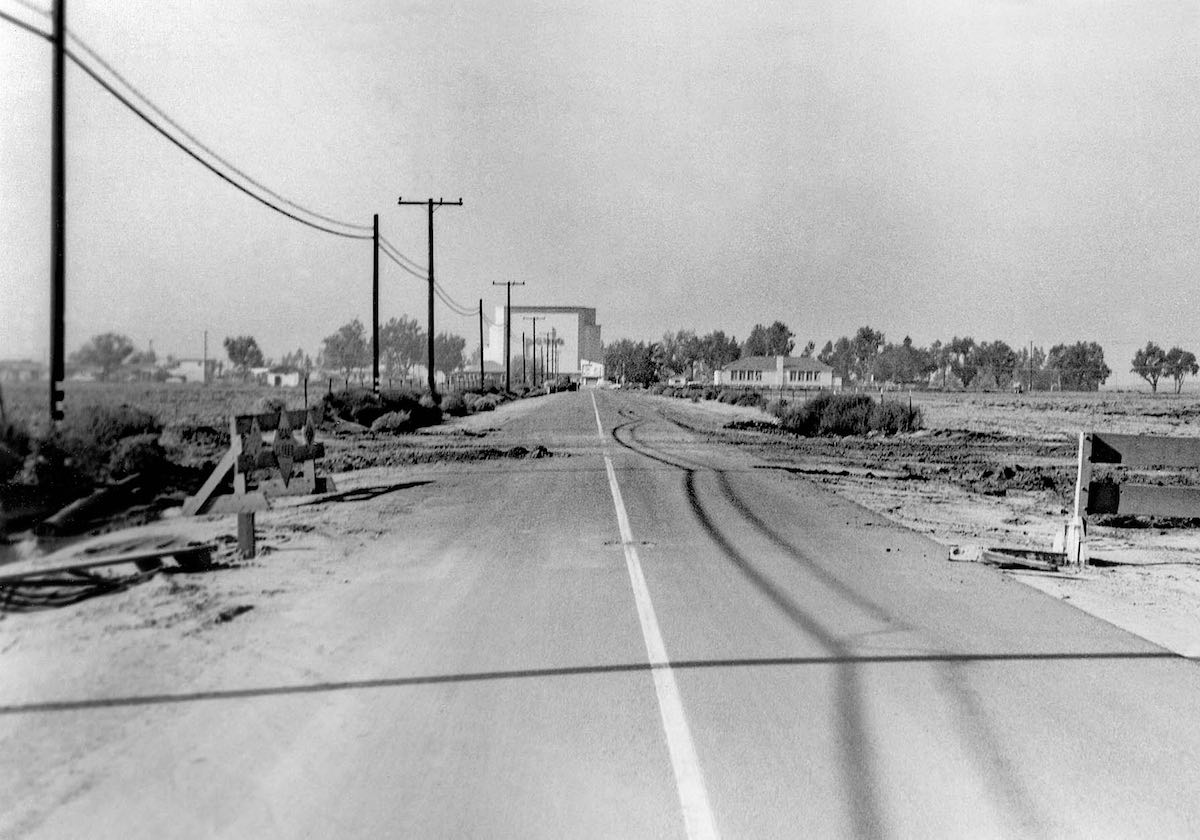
[3,390,1200,838]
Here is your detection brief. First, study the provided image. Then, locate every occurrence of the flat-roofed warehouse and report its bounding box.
[485,305,603,381]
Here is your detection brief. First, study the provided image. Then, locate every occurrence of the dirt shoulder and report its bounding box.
[647,391,1200,659]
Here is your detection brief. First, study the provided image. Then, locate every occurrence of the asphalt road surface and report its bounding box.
[7,390,1200,839]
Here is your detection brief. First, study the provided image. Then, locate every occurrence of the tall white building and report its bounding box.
[486,306,603,379]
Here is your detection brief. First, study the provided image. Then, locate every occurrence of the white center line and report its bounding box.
[591,392,720,840]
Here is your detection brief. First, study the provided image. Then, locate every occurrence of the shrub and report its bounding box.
[870,401,924,434]
[734,391,764,408]
[55,404,162,481]
[108,433,169,479]
[370,411,412,433]
[778,402,822,436]
[63,404,160,449]
[252,394,289,416]
[0,418,32,484]
[818,394,874,436]
[442,393,468,417]
[472,396,497,412]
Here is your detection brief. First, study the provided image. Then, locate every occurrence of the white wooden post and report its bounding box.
[1066,431,1092,568]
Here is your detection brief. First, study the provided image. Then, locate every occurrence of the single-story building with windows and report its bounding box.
[717,356,835,389]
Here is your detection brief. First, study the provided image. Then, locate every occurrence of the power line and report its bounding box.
[378,235,426,273]
[0,6,50,39]
[378,238,484,319]
[8,0,48,17]
[64,47,372,240]
[0,9,375,239]
[66,30,373,234]
[378,240,428,281]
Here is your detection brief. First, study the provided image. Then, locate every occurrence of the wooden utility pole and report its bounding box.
[478,299,485,389]
[521,331,526,384]
[49,0,66,422]
[397,196,463,398]
[523,316,542,388]
[372,214,380,394]
[491,281,525,392]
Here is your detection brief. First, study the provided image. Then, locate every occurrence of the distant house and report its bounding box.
[717,356,834,389]
[265,367,302,388]
[164,358,220,384]
[0,359,47,383]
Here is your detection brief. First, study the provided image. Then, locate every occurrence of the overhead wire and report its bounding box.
[0,6,49,39]
[65,48,374,239]
[0,7,374,240]
[67,29,373,234]
[7,0,47,16]
[2,8,497,327]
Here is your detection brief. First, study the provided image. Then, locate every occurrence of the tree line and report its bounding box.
[65,316,471,385]
[604,321,1197,393]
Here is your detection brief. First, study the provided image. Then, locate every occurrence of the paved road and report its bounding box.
[7,390,1200,838]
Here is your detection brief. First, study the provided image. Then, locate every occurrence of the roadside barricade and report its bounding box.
[1064,431,1200,567]
[182,407,335,556]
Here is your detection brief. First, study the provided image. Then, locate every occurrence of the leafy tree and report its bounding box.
[947,336,977,388]
[277,347,313,376]
[1131,342,1168,393]
[223,335,265,378]
[658,330,703,377]
[800,340,816,357]
[850,326,885,382]
[70,332,136,380]
[604,339,659,385]
[320,320,370,382]
[432,332,467,376]
[697,330,741,373]
[127,346,157,365]
[1164,347,1199,394]
[379,316,425,378]
[1047,341,1110,391]
[818,337,853,383]
[974,340,1019,389]
[1013,345,1047,390]
[872,337,935,386]
[742,321,795,357]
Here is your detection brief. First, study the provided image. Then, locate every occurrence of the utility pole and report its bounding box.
[398,196,463,398]
[521,331,526,384]
[523,316,542,388]
[478,299,485,390]
[49,0,66,422]
[550,327,557,378]
[372,213,380,394]
[491,281,525,392]
[202,330,208,385]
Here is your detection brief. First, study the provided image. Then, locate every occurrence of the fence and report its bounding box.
[1066,431,1200,566]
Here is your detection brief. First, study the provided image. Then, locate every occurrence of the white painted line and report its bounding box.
[600,442,720,839]
[590,390,605,438]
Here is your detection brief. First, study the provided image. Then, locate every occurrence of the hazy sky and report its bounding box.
[3,1,1198,386]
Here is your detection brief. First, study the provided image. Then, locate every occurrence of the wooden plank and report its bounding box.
[0,543,215,585]
[232,408,321,435]
[207,492,270,515]
[1087,482,1200,518]
[181,448,236,516]
[235,442,325,472]
[1090,433,1200,468]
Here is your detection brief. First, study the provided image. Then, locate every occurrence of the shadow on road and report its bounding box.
[0,649,1176,716]
[301,481,432,506]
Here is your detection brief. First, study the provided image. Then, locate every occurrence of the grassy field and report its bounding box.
[8,381,1200,439]
[2,381,320,433]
